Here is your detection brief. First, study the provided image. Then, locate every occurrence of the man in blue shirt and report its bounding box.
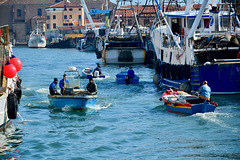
[127,67,134,78]
[49,78,60,95]
[59,74,69,95]
[198,81,211,102]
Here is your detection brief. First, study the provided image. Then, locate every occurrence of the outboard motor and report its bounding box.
[125,75,130,85]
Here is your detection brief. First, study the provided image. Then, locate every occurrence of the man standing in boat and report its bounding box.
[49,78,60,95]
[59,74,69,95]
[93,63,102,76]
[198,81,211,102]
[86,78,97,95]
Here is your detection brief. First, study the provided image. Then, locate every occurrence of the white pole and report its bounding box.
[79,0,95,28]
[187,0,208,39]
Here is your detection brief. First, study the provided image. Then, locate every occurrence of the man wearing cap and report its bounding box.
[86,78,97,95]
[59,74,69,95]
[49,78,60,95]
[198,81,211,102]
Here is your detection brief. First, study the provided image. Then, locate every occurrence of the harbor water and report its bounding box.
[1,47,240,159]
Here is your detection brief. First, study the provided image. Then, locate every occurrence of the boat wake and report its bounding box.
[193,112,238,132]
[36,88,48,94]
[87,103,112,111]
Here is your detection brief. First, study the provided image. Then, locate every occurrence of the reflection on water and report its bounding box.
[0,126,23,157]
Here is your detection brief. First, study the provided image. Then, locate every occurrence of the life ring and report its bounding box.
[7,92,18,119]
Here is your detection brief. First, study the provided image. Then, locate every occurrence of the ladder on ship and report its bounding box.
[190,66,201,91]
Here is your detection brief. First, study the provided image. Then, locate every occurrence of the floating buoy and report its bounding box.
[9,55,22,71]
[3,61,17,78]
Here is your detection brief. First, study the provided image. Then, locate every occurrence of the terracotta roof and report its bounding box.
[47,1,81,8]
[115,5,157,17]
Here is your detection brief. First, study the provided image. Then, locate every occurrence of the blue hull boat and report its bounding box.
[48,67,98,109]
[151,0,240,94]
[116,71,139,84]
[162,90,218,115]
[48,94,97,109]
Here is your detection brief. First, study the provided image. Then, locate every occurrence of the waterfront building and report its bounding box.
[0,0,115,43]
[45,1,84,31]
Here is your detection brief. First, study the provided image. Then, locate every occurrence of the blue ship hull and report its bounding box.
[48,95,97,109]
[191,63,240,94]
[156,62,240,94]
[116,71,139,84]
[166,103,217,115]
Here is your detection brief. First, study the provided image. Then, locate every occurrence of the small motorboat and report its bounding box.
[81,68,105,79]
[161,89,218,115]
[48,67,97,109]
[116,71,139,84]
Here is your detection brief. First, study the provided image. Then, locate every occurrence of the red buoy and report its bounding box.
[3,61,17,78]
[9,55,22,71]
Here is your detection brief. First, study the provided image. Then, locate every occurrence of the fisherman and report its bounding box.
[198,81,211,103]
[94,63,102,75]
[127,67,135,79]
[59,74,69,95]
[49,78,60,95]
[86,78,97,95]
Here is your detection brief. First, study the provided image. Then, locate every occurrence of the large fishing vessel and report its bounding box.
[151,0,240,94]
[0,25,22,130]
[95,0,147,64]
[28,22,46,48]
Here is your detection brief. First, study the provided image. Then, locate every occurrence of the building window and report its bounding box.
[53,23,56,29]
[47,15,50,20]
[53,8,56,11]
[38,8,42,16]
[69,15,72,19]
[63,23,68,26]
[47,24,49,29]
[69,23,73,26]
[64,15,67,19]
[53,15,56,19]
[69,8,73,11]
[17,9,21,17]
[78,8,81,11]
[78,15,81,20]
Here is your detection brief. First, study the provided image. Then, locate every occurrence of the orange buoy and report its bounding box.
[9,55,22,71]
[3,61,17,78]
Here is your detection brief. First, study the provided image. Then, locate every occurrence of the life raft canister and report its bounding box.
[7,92,18,119]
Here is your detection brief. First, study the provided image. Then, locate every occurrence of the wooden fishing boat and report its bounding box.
[116,71,139,84]
[48,67,97,109]
[161,89,218,115]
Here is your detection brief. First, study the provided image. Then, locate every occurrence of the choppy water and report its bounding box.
[0,47,240,160]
